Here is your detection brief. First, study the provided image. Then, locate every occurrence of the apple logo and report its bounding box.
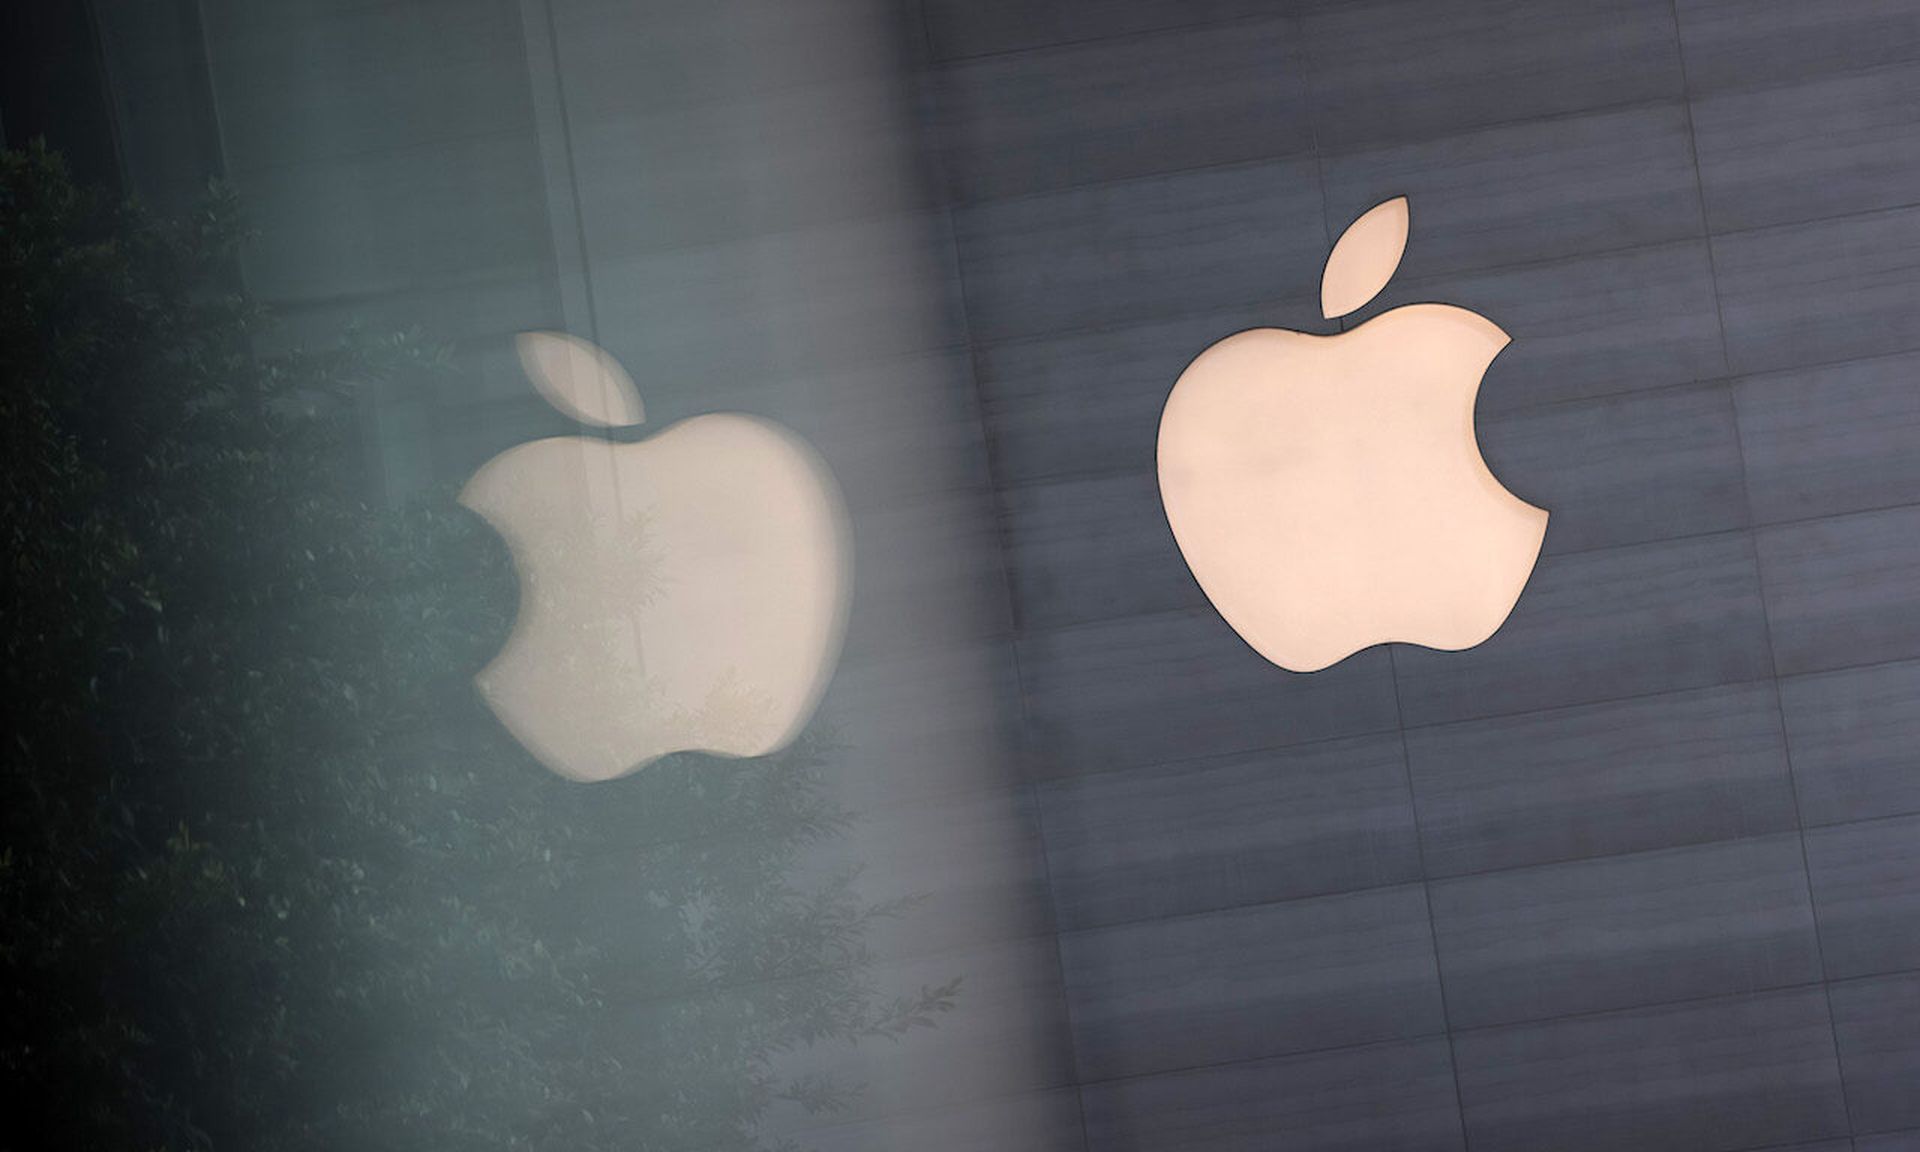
[1156,196,1548,673]
[460,331,852,782]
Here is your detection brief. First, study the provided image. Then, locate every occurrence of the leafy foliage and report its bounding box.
[0,143,951,1152]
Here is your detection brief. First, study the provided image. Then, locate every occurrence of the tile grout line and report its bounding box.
[585,613,1920,830]
[1387,642,1476,1151]
[780,649,1920,835]
[944,75,1920,220]
[278,82,1912,318]
[531,635,1913,834]
[183,0,230,181]
[536,0,601,348]
[1016,643,1920,801]
[941,209,1096,1149]
[1294,16,1476,1144]
[761,796,1920,957]
[911,3,1095,1144]
[941,94,1676,211]
[998,482,1920,591]
[1007,505,1838,643]
[1669,1,1858,1137]
[1058,969,1920,1110]
[929,0,1918,103]
[961,214,1920,403]
[989,366,1920,496]
[557,906,1920,1098]
[1729,309,1865,1140]
[1043,828,1823,954]
[926,6,1285,69]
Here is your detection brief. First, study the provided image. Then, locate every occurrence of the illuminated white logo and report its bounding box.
[462,332,852,781]
[1156,197,1547,673]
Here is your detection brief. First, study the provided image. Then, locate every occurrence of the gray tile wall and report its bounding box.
[106,0,1920,1147]
[916,0,1920,1147]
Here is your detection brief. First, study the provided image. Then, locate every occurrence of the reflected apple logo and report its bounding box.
[461,332,852,781]
[1156,197,1548,673]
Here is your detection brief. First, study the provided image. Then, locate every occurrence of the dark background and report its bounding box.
[10,1,1920,1149]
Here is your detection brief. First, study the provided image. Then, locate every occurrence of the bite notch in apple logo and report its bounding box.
[1156,196,1548,673]
[461,331,852,782]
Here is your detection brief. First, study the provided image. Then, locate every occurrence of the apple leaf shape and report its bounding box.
[516,330,645,428]
[1320,196,1409,321]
